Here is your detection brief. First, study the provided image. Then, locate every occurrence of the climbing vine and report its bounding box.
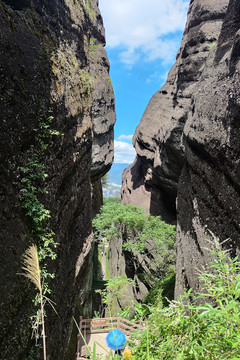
[18,111,61,297]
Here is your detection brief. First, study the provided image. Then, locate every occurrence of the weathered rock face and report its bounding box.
[122,156,177,223]
[122,0,240,299]
[175,0,240,298]
[91,64,115,181]
[0,0,115,358]
[108,232,158,314]
[121,0,229,225]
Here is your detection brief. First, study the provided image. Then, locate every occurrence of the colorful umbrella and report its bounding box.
[106,329,126,351]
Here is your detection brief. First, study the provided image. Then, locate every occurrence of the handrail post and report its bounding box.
[79,316,83,332]
[76,316,83,359]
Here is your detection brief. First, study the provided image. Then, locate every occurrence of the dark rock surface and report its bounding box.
[0,0,115,358]
[108,231,160,314]
[121,0,229,225]
[121,0,240,297]
[175,0,240,298]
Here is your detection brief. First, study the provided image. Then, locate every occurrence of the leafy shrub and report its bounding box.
[144,272,176,308]
[97,276,135,316]
[130,236,240,359]
[93,198,176,281]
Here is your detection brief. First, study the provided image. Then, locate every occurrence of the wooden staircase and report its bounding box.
[76,316,144,359]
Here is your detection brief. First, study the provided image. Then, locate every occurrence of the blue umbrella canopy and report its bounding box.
[106,329,127,351]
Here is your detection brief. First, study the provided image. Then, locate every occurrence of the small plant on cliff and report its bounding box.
[17,111,60,346]
[79,71,94,96]
[89,37,98,58]
[83,0,96,21]
[19,113,59,287]
[19,245,51,360]
[129,235,240,359]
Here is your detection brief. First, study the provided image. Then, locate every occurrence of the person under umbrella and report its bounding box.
[106,329,126,356]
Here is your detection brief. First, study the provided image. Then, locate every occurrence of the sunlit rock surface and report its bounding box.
[108,231,162,313]
[121,0,229,225]
[121,0,240,298]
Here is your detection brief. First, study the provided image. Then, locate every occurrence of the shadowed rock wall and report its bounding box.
[0,0,115,358]
[175,0,240,298]
[121,0,240,298]
[108,232,156,314]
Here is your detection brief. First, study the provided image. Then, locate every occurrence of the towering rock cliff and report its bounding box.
[122,0,240,297]
[0,0,115,359]
[121,0,229,224]
[175,0,240,298]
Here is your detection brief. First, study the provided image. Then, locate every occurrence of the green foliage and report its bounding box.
[119,274,175,322]
[105,247,109,280]
[119,300,149,322]
[129,236,240,359]
[18,112,60,301]
[93,198,176,280]
[79,71,94,96]
[97,246,102,279]
[17,112,61,356]
[144,272,175,308]
[89,37,98,58]
[97,276,135,316]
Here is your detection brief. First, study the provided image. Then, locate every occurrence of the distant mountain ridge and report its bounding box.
[108,163,129,185]
[103,163,129,197]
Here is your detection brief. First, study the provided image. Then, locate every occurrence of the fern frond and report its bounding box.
[21,244,41,293]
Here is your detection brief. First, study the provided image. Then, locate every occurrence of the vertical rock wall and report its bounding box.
[121,0,229,225]
[0,0,115,358]
[121,0,240,298]
[175,0,240,298]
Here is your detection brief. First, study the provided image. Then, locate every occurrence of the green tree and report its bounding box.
[97,276,135,316]
[93,198,176,282]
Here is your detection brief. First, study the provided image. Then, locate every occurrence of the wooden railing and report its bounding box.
[79,316,143,335]
[76,316,144,359]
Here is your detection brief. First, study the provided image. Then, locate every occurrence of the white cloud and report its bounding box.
[99,0,189,65]
[146,71,160,84]
[146,70,169,84]
[114,140,136,163]
[117,134,133,141]
[109,183,121,188]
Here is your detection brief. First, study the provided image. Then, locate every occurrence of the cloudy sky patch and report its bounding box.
[99,0,189,166]
[114,140,136,164]
[99,0,189,65]
[117,134,133,141]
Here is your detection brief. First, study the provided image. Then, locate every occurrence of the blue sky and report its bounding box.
[99,0,190,164]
